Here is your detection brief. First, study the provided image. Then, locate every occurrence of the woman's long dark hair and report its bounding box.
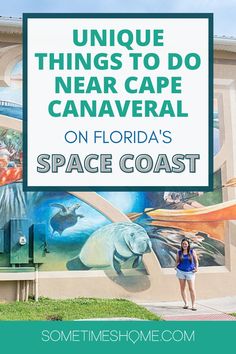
[180,238,193,262]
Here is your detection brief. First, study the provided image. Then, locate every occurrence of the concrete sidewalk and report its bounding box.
[137,297,236,321]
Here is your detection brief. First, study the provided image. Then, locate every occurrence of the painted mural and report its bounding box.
[0,128,22,185]
[0,60,23,186]
[1,59,236,276]
[0,180,231,271]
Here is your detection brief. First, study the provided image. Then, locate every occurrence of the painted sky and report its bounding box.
[0,0,235,36]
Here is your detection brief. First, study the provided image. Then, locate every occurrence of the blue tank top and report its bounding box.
[177,249,195,272]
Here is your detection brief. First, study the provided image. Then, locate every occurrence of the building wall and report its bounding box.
[1,22,236,302]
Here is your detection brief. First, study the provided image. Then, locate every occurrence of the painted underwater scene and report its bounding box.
[0,94,227,272]
[0,182,226,272]
[136,214,225,268]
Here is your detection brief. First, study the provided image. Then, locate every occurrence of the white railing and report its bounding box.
[0,100,21,108]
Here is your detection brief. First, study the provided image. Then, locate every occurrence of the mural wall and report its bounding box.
[1,48,236,279]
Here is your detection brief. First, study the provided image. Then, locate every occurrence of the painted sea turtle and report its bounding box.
[50,203,84,235]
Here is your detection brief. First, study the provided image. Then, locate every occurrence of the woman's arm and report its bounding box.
[175,252,180,269]
[192,249,199,271]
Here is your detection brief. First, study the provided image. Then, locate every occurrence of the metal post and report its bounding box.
[26,280,29,302]
[35,264,39,301]
[16,280,20,302]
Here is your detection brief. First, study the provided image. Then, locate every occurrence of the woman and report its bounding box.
[175,238,199,311]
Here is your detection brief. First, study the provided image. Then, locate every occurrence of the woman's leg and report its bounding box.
[178,279,188,306]
[187,279,196,309]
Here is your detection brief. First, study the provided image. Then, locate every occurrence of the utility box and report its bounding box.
[0,229,4,253]
[10,219,29,264]
[33,224,47,263]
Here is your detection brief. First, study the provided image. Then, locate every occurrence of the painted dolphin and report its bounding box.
[50,203,84,235]
[66,222,152,274]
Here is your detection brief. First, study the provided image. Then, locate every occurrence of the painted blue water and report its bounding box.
[0,183,225,269]
[0,106,22,119]
[0,182,27,228]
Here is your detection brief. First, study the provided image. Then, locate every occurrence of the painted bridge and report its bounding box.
[0,100,22,119]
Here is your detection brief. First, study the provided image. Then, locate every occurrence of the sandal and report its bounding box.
[183,305,189,309]
[192,307,197,311]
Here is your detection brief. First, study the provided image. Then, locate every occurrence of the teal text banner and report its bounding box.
[0,321,234,353]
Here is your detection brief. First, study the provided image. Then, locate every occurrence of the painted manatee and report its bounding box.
[50,203,84,235]
[66,222,152,274]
